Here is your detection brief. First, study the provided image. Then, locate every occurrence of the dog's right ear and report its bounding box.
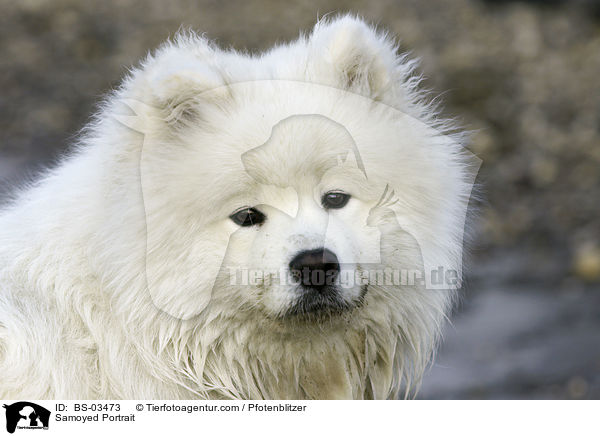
[117,36,231,132]
[146,49,231,127]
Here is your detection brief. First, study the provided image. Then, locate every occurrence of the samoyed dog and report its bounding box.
[0,15,476,399]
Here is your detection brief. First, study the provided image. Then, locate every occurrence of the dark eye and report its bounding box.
[321,191,351,209]
[229,207,266,227]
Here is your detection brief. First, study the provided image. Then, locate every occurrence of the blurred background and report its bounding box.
[0,0,598,399]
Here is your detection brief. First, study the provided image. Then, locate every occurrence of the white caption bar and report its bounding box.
[0,400,596,435]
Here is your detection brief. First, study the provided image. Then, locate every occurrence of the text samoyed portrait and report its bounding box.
[0,15,479,399]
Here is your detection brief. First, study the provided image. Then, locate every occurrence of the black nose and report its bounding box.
[289,248,340,290]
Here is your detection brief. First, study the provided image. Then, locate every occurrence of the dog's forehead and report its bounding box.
[239,114,362,188]
[186,115,368,218]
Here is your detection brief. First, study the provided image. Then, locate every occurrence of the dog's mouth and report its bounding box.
[285,284,368,319]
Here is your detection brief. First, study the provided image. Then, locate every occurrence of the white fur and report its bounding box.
[0,15,473,399]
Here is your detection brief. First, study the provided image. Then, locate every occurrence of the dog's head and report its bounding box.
[108,17,473,325]
[98,15,477,397]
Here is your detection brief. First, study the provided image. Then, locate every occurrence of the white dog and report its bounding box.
[0,15,474,399]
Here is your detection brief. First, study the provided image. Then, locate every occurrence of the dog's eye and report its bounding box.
[230,207,266,227]
[322,191,351,209]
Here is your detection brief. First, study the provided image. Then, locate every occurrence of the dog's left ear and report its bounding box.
[308,16,403,100]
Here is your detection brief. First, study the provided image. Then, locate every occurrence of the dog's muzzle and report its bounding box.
[289,248,340,290]
[287,248,359,316]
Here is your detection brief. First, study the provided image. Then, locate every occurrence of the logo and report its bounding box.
[2,402,50,434]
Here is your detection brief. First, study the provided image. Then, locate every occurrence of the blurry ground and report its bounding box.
[419,260,600,399]
[0,0,598,398]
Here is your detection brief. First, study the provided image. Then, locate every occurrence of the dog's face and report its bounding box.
[226,115,380,318]
[135,81,450,324]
